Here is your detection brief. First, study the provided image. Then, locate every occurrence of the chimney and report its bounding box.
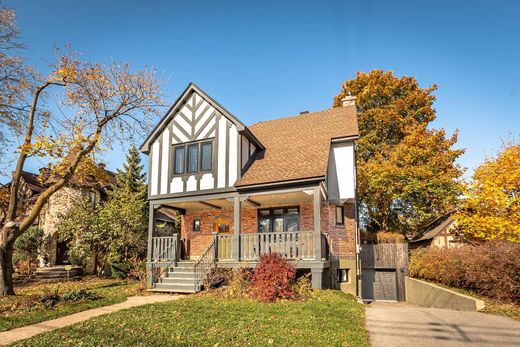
[341,92,356,107]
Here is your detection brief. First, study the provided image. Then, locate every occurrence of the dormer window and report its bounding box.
[173,140,213,175]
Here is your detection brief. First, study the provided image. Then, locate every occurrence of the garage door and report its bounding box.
[362,269,397,301]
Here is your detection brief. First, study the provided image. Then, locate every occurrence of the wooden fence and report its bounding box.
[361,243,408,301]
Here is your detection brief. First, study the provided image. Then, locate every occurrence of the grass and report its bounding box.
[416,278,520,321]
[0,277,143,332]
[12,290,369,347]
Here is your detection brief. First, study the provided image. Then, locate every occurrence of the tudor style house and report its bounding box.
[141,83,360,295]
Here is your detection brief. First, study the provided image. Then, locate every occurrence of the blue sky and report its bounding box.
[3,0,520,181]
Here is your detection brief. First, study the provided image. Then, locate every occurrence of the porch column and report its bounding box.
[146,203,156,286]
[314,186,322,261]
[311,268,323,289]
[233,195,241,261]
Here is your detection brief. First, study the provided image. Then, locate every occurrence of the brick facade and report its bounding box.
[179,201,355,259]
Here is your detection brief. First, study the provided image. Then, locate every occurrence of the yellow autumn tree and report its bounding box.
[455,142,520,242]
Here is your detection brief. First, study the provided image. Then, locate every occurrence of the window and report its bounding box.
[257,207,300,233]
[174,146,185,174]
[187,144,198,173]
[201,142,212,171]
[337,269,349,283]
[336,205,344,226]
[193,218,201,232]
[173,140,213,175]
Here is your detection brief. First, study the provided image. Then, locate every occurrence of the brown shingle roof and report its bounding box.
[235,105,358,187]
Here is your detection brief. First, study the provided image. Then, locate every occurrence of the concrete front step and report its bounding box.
[161,277,195,285]
[154,283,198,293]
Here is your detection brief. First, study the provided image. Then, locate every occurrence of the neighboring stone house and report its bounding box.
[141,83,360,295]
[410,213,463,249]
[3,167,115,267]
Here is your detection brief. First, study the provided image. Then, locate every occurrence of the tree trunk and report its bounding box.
[0,243,15,296]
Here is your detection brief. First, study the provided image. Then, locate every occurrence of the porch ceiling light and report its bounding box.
[303,189,314,196]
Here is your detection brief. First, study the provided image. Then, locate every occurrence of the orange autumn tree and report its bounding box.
[334,71,464,236]
[455,142,520,242]
[0,6,162,296]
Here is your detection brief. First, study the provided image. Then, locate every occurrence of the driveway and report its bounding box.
[365,302,520,347]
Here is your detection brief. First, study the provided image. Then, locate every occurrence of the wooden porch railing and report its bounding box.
[215,231,328,261]
[150,234,180,286]
[152,235,179,261]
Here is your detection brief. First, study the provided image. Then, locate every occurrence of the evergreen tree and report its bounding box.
[116,145,147,195]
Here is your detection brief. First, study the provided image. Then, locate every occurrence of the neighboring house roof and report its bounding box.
[20,171,46,194]
[9,166,116,196]
[235,106,359,187]
[411,213,456,243]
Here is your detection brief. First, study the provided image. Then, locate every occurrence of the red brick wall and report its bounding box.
[180,201,356,258]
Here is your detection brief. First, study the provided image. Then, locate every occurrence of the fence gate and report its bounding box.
[361,243,408,302]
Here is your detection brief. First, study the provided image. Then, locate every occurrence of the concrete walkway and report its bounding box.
[0,295,180,346]
[365,301,520,347]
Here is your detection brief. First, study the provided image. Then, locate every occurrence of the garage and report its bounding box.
[360,243,408,302]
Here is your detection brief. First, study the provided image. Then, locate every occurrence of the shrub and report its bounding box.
[13,226,45,275]
[204,267,231,289]
[293,273,313,300]
[409,241,520,302]
[362,231,406,244]
[250,253,296,302]
[62,289,101,302]
[111,262,132,279]
[223,267,251,299]
[38,288,61,308]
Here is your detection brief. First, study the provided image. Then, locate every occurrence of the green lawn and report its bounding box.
[12,290,369,347]
[0,277,142,332]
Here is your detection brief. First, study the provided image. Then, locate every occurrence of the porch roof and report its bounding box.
[159,190,314,212]
[235,105,358,187]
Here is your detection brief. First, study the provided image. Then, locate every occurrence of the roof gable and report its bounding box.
[140,83,262,153]
[235,106,359,187]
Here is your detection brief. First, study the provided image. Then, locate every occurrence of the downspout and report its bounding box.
[353,141,361,299]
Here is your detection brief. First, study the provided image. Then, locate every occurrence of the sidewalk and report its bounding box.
[0,295,180,346]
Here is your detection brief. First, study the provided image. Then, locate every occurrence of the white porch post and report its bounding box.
[314,186,322,261]
[146,203,156,286]
[233,195,241,261]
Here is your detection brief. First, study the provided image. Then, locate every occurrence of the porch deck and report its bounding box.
[149,231,329,292]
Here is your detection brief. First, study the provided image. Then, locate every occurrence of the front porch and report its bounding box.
[147,184,331,291]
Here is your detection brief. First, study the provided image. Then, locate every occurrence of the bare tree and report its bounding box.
[0,7,163,296]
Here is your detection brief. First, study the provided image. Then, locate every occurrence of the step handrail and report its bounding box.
[150,234,180,286]
[193,239,216,290]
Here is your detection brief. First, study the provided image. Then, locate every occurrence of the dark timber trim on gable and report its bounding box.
[140,83,264,154]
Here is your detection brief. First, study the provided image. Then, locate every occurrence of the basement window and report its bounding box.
[337,268,349,283]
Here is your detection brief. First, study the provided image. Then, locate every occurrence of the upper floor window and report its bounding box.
[174,140,213,175]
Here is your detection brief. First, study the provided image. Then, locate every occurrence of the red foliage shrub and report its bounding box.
[409,241,520,302]
[250,253,296,302]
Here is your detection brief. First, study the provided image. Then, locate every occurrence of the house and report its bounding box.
[410,213,463,249]
[1,167,115,267]
[141,83,360,295]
